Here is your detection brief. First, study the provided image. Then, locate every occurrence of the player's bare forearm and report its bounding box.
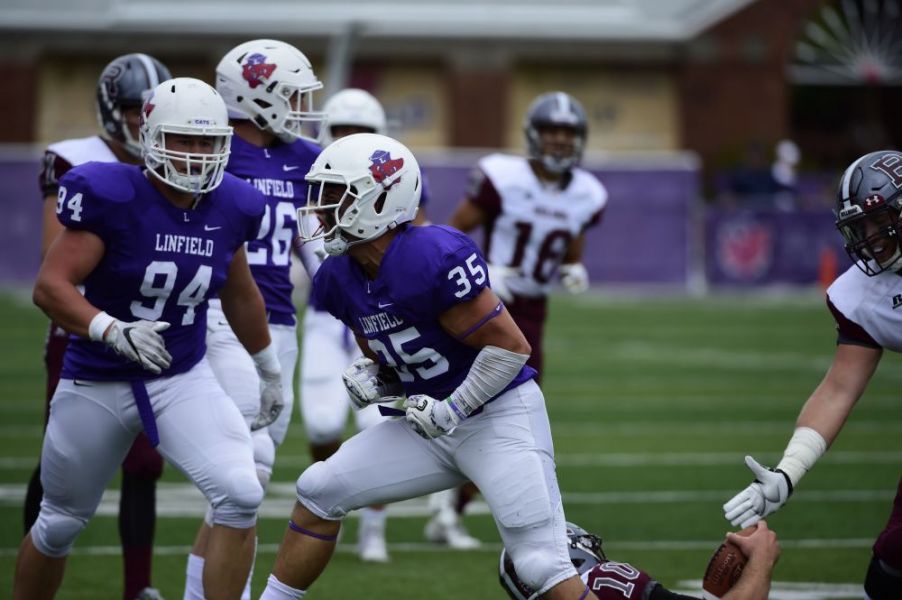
[355,335,379,361]
[33,278,99,338]
[439,287,530,355]
[447,200,487,233]
[563,233,586,263]
[33,228,105,337]
[220,248,271,354]
[795,344,881,446]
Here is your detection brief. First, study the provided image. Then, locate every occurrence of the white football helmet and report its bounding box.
[298,133,421,256]
[322,88,387,145]
[140,78,232,194]
[216,39,324,143]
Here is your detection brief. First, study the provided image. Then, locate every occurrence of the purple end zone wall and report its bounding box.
[0,158,43,286]
[421,162,698,285]
[0,154,847,288]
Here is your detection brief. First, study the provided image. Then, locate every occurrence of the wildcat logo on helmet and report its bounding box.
[142,92,156,119]
[369,150,404,189]
[242,53,277,89]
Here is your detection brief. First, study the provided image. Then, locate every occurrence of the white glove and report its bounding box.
[96,315,172,375]
[723,456,793,528]
[250,345,284,431]
[487,263,517,303]
[404,395,461,439]
[342,357,405,410]
[559,263,589,294]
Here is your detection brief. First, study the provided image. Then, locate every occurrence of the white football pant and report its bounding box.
[295,379,576,595]
[32,359,262,558]
[206,299,298,487]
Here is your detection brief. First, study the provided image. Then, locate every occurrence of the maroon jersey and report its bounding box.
[584,561,659,600]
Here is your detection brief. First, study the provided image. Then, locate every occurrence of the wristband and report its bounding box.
[251,344,280,376]
[88,311,117,342]
[776,426,827,487]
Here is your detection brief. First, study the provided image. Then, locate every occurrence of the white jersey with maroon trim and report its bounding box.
[40,135,118,196]
[827,265,902,351]
[582,560,658,599]
[472,153,607,298]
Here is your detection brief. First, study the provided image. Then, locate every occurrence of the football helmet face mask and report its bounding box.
[836,150,902,275]
[524,92,588,174]
[216,39,324,144]
[140,78,232,195]
[96,53,172,158]
[322,88,387,145]
[298,133,421,256]
[499,522,605,600]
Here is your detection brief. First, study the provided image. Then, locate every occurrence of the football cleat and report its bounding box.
[357,520,390,563]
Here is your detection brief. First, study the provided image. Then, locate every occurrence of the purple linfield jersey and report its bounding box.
[227,135,320,325]
[58,162,265,381]
[311,225,536,399]
[306,178,430,313]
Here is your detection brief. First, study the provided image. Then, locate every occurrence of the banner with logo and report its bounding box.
[705,208,850,286]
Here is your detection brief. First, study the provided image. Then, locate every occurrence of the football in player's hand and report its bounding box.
[701,526,755,599]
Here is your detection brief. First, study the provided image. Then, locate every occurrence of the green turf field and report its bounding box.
[1,289,899,598]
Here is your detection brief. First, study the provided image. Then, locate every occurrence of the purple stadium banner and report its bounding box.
[0,157,43,286]
[420,160,698,285]
[0,152,846,289]
[705,208,850,285]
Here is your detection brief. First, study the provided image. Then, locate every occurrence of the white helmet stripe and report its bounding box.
[134,53,162,90]
[556,92,571,119]
[840,153,870,201]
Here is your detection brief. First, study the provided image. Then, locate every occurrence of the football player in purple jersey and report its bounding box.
[500,521,780,600]
[723,150,902,600]
[179,39,324,600]
[30,52,171,600]
[296,87,437,563]
[259,133,586,600]
[14,78,282,600]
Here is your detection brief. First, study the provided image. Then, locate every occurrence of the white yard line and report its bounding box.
[2,449,900,470]
[0,539,874,559]
[0,483,893,517]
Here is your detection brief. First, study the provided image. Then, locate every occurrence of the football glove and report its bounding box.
[104,319,172,375]
[723,456,793,528]
[487,263,517,303]
[342,357,405,410]
[250,345,284,431]
[559,263,589,294]
[404,395,462,439]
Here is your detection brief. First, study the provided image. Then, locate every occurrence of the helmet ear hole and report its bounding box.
[374,191,387,215]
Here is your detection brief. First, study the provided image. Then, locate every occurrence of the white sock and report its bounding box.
[259,574,306,600]
[360,507,387,531]
[183,553,205,600]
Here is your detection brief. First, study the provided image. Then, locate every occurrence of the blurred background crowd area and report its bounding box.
[1,0,899,291]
